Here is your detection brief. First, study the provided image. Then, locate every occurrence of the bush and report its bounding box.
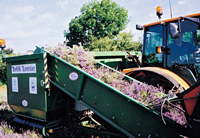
[0,57,6,85]
[85,32,143,52]
[0,49,20,86]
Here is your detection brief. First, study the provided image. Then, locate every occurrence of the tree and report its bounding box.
[3,48,14,55]
[0,48,14,85]
[116,32,135,51]
[64,0,129,47]
[88,32,143,51]
[89,36,115,51]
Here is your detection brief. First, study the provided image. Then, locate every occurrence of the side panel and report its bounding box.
[80,77,177,137]
[6,54,47,120]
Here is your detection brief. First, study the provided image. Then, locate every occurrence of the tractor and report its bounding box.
[124,6,200,94]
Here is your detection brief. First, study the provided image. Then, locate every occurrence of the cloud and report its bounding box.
[0,3,58,39]
[57,0,84,8]
[35,13,57,23]
[5,5,35,16]
[178,0,191,5]
[57,0,69,8]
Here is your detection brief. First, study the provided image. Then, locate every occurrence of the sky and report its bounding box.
[0,0,200,54]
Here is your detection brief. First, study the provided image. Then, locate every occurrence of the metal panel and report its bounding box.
[6,53,47,120]
[78,76,178,137]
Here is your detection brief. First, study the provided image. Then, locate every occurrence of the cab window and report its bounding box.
[142,25,163,66]
[167,20,199,67]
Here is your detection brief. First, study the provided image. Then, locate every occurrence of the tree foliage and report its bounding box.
[0,48,15,85]
[115,32,142,51]
[64,0,129,47]
[3,48,14,55]
[88,32,143,51]
[0,57,6,85]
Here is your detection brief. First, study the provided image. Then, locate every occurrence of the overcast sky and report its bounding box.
[0,0,199,53]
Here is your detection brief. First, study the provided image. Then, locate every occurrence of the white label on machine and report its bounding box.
[12,77,18,92]
[69,72,78,81]
[29,77,37,94]
[12,63,36,74]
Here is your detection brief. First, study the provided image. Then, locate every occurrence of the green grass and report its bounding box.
[0,89,7,104]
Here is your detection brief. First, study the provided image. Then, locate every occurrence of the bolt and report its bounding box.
[122,113,124,115]
[138,134,141,136]
[107,104,109,106]
[138,123,140,125]
[112,117,115,119]
[81,95,83,98]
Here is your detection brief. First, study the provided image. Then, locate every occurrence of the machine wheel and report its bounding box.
[126,70,175,93]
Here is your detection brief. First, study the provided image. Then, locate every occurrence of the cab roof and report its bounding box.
[143,13,200,27]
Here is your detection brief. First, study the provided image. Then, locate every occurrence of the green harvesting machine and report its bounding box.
[1,45,200,138]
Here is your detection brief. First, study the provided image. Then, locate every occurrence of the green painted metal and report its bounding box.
[1,50,5,63]
[91,51,142,57]
[75,74,85,101]
[91,51,142,70]
[6,53,47,120]
[5,53,69,122]
[5,47,188,137]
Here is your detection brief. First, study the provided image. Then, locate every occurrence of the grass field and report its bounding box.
[0,86,7,104]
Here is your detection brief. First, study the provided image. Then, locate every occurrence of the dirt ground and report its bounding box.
[0,86,6,92]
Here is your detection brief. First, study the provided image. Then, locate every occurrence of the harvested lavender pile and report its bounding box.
[45,44,187,126]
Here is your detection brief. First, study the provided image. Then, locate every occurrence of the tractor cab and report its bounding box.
[141,15,200,80]
[142,16,200,64]
[127,8,200,92]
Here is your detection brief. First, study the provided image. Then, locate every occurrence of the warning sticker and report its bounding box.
[29,77,37,94]
[69,72,78,81]
[22,100,28,107]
